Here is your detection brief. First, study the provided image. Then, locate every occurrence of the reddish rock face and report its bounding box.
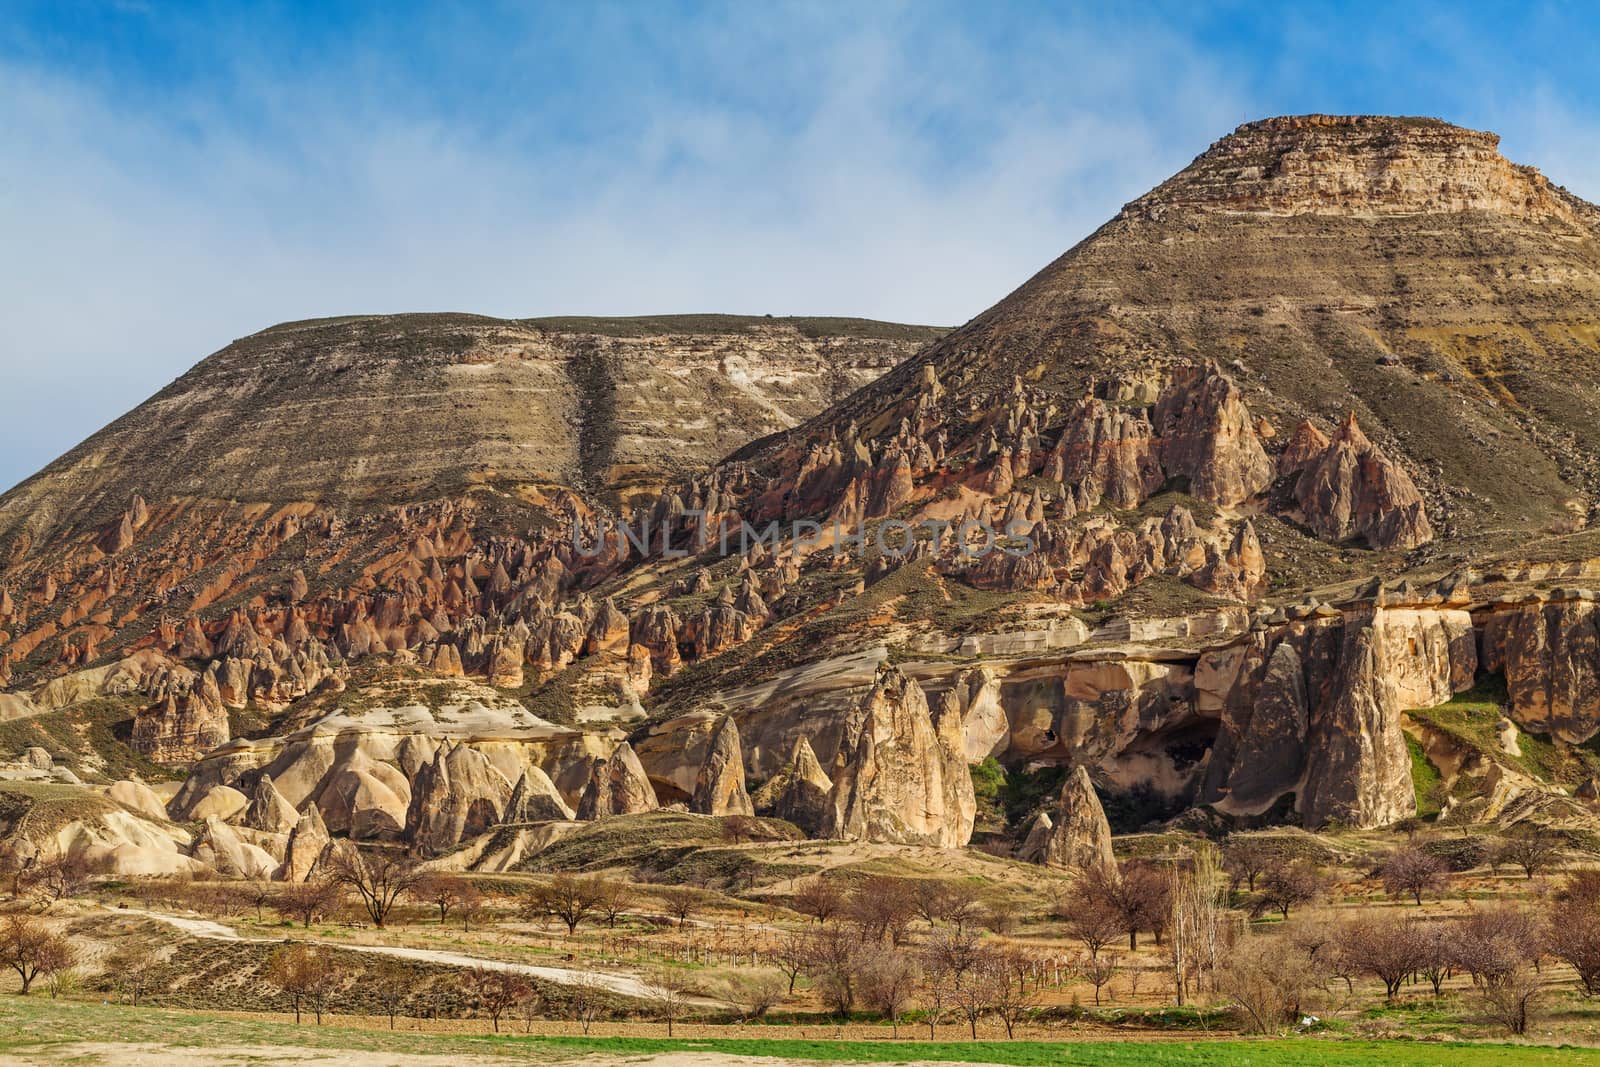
[8,115,1600,866]
[1480,593,1600,743]
[131,684,230,764]
[1153,364,1274,506]
[1291,414,1433,550]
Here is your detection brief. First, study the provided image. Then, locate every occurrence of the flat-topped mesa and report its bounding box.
[1126,114,1578,222]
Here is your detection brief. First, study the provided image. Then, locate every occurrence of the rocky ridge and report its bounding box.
[5,115,1600,882]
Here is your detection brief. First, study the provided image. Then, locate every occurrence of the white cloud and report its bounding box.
[0,13,1251,491]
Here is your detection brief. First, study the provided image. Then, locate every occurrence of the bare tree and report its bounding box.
[1080,951,1118,1006]
[1379,845,1449,906]
[416,873,467,925]
[981,897,1021,937]
[770,929,810,994]
[28,853,94,904]
[565,974,606,1034]
[845,876,915,944]
[1478,967,1542,1036]
[325,849,423,928]
[591,878,631,929]
[1452,906,1541,990]
[367,959,412,1030]
[952,951,1010,1039]
[1497,826,1562,881]
[721,814,757,844]
[0,916,73,995]
[529,873,602,935]
[649,969,694,1036]
[266,944,342,1024]
[1340,915,1425,1000]
[802,925,863,1016]
[240,882,275,923]
[1065,895,1125,963]
[1548,879,1600,996]
[918,948,957,1040]
[273,878,342,928]
[1416,921,1453,997]
[515,983,543,1033]
[792,878,843,925]
[657,885,703,930]
[456,881,487,932]
[1222,837,1278,893]
[858,947,919,1037]
[466,966,529,1033]
[1252,858,1326,921]
[985,955,1040,1039]
[105,944,160,1007]
[924,924,984,986]
[1086,861,1170,950]
[1169,844,1230,1005]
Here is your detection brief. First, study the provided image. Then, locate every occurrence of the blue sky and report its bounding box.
[4,1,1600,492]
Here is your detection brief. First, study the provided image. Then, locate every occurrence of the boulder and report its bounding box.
[689,716,754,816]
[1015,810,1054,864]
[238,773,300,835]
[316,750,411,839]
[1300,609,1417,828]
[1291,412,1433,550]
[1480,594,1600,743]
[132,686,230,764]
[1153,364,1274,506]
[192,815,277,880]
[1215,640,1308,812]
[177,783,249,823]
[505,766,576,822]
[944,667,1008,762]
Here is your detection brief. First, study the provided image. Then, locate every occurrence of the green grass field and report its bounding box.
[2,997,1597,1065]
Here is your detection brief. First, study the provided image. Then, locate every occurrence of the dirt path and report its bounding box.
[119,907,664,999]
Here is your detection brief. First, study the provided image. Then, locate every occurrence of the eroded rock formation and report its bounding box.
[689,715,754,816]
[827,665,974,848]
[576,742,658,819]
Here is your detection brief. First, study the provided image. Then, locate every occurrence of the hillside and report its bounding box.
[0,313,944,556]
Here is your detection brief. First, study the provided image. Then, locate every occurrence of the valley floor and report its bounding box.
[2,998,1597,1067]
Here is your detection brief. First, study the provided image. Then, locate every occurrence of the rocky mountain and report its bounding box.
[6,115,1600,884]
[0,313,937,694]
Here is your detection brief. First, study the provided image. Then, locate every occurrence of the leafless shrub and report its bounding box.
[265,944,344,1024]
[730,969,788,1021]
[792,877,843,924]
[273,877,342,928]
[858,947,919,1036]
[1378,845,1449,905]
[0,915,74,996]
